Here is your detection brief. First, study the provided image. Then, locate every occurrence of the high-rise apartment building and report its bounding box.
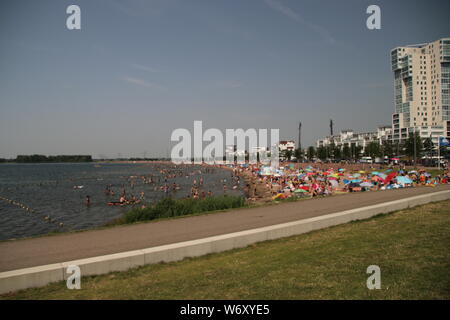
[391,38,450,145]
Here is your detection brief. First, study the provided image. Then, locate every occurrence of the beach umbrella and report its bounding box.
[384,171,397,184]
[371,171,380,175]
[360,182,374,187]
[377,173,387,180]
[329,180,339,188]
[353,173,361,178]
[294,189,308,193]
[358,170,366,174]
[349,182,360,188]
[397,176,413,184]
[343,179,350,185]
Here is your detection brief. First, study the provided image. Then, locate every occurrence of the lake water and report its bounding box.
[0,162,242,240]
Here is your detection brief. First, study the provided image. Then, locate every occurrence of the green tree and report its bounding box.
[316,146,327,160]
[403,133,423,159]
[382,140,394,158]
[282,149,294,161]
[307,146,316,161]
[294,148,303,162]
[332,145,342,159]
[328,143,336,159]
[354,145,363,160]
[342,144,351,160]
[364,141,382,158]
[423,137,434,158]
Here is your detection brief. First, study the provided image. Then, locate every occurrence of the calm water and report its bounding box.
[0,163,242,240]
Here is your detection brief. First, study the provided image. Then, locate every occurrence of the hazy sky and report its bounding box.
[1,0,449,158]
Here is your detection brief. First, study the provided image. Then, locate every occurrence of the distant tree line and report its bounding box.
[15,155,93,163]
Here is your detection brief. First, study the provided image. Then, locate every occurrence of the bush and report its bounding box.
[122,195,246,224]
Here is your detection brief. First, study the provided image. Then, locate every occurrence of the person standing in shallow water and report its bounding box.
[85,195,91,206]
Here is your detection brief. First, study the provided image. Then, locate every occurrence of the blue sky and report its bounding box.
[1,0,449,158]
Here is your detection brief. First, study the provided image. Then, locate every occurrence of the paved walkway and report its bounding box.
[1,185,449,272]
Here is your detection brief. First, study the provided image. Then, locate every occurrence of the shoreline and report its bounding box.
[1,161,448,242]
[1,178,447,244]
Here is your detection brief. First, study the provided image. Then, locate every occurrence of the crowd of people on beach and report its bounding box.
[229,162,450,201]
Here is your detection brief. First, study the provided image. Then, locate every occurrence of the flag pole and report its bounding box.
[438,135,441,171]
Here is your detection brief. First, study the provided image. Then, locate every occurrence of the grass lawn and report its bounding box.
[2,200,449,300]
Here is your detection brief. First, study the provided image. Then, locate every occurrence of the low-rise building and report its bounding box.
[279,140,296,152]
[316,126,393,153]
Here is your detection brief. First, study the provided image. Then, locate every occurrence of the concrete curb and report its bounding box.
[1,190,449,294]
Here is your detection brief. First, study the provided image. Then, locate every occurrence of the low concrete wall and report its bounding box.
[1,190,449,294]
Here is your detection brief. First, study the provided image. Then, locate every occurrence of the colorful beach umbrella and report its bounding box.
[384,171,397,184]
[377,173,387,180]
[360,182,374,187]
[396,176,412,184]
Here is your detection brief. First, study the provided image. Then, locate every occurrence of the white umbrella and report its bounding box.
[360,182,374,187]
